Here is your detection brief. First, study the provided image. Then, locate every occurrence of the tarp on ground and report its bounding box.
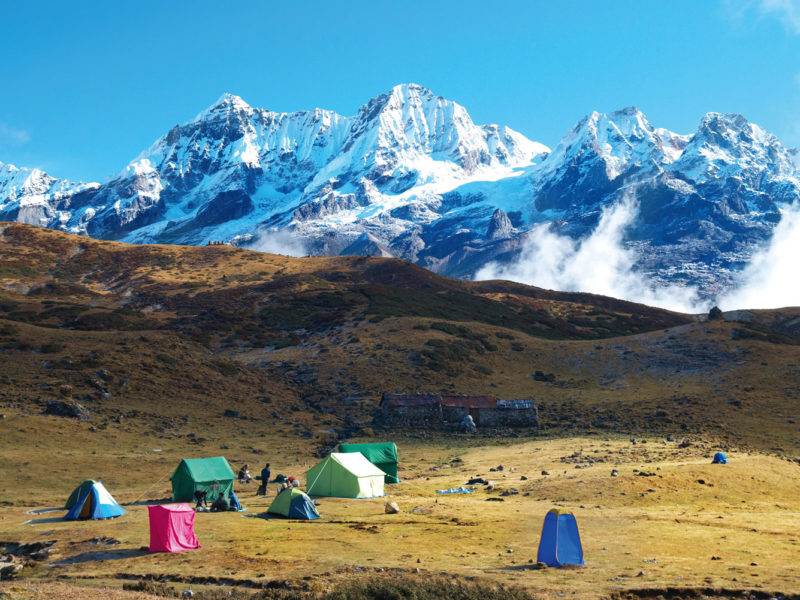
[537,509,585,567]
[66,479,96,509]
[267,487,320,520]
[338,442,400,483]
[64,481,126,520]
[148,503,201,552]
[305,452,385,498]
[171,456,235,502]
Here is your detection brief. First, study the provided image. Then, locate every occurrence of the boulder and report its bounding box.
[44,399,90,421]
[384,502,400,514]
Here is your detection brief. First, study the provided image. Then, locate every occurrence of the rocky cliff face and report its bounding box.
[1,85,798,300]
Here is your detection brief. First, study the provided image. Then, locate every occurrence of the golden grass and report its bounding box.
[1,429,799,599]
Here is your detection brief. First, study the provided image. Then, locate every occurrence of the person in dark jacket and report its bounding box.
[210,492,229,512]
[256,463,271,496]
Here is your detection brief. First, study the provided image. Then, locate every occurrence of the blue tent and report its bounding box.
[712,452,728,464]
[267,488,320,520]
[537,509,584,567]
[64,481,126,520]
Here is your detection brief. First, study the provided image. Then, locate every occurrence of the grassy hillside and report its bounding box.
[1,222,799,453]
[1,223,800,599]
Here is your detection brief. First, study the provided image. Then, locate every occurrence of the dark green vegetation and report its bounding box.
[122,575,537,600]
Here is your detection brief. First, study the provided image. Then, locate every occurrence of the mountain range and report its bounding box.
[2,83,798,301]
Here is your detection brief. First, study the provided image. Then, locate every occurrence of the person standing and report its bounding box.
[257,463,271,496]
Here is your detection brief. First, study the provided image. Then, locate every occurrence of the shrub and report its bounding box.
[39,342,64,354]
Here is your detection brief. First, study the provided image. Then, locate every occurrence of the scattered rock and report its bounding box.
[697,479,706,485]
[385,502,400,514]
[751,562,758,566]
[0,563,23,580]
[611,469,619,477]
[520,475,528,481]
[507,548,513,553]
[711,556,721,560]
[636,570,645,577]
[44,399,90,421]
[500,489,519,497]
[486,498,505,502]
[541,470,550,476]
[182,592,194,598]
[223,409,241,418]
[362,427,375,437]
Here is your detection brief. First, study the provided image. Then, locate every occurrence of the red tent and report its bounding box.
[148,503,201,553]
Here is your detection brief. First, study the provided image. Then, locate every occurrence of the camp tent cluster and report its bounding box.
[57,448,594,566]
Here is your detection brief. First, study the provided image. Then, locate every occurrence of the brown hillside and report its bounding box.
[1,222,800,455]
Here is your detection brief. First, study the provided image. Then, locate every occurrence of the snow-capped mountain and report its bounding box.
[1,84,798,301]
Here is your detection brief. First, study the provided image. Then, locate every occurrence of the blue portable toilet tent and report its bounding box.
[537,509,585,567]
[64,481,126,520]
[712,452,728,464]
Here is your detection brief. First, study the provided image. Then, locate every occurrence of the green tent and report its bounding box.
[66,479,96,509]
[305,452,385,498]
[267,487,320,520]
[171,456,235,502]
[338,442,400,483]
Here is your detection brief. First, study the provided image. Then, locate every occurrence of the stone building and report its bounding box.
[377,393,538,429]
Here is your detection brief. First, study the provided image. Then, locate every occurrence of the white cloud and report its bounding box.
[759,0,800,33]
[0,122,31,146]
[474,194,704,313]
[248,227,308,257]
[718,203,800,310]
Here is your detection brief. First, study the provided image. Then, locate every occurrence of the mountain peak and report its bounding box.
[388,82,436,101]
[195,93,253,121]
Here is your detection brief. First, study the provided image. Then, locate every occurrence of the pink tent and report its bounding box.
[148,503,201,553]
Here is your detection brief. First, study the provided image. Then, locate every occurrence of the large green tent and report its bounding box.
[171,457,235,502]
[338,442,400,483]
[66,479,96,509]
[305,452,385,498]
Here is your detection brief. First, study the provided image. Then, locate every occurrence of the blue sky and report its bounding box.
[1,0,799,182]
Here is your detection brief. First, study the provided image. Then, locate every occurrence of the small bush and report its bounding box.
[39,342,64,354]
[122,581,179,597]
[156,353,178,365]
[316,576,537,600]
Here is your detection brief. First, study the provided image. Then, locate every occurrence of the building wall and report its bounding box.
[378,403,538,429]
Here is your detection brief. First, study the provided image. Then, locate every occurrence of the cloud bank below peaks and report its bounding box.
[718,202,800,310]
[474,193,705,313]
[248,228,308,257]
